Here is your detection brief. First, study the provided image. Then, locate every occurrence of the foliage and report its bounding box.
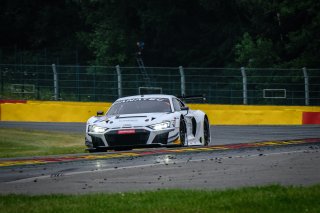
[0,0,319,68]
[235,33,279,67]
[234,0,320,68]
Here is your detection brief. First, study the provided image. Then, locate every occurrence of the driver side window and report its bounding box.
[172,98,185,111]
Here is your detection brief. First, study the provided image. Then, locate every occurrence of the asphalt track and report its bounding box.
[0,122,319,194]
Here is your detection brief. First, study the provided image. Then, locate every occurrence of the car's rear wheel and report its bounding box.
[179,118,187,146]
[203,117,210,146]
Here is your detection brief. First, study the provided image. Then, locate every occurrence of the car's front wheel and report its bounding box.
[203,117,210,146]
[179,118,187,146]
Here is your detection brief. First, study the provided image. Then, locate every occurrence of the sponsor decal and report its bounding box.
[114,98,168,104]
[118,129,136,134]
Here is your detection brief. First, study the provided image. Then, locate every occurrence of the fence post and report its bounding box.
[303,67,309,106]
[241,67,247,105]
[179,66,185,96]
[93,67,96,101]
[116,65,122,98]
[76,64,80,101]
[52,64,59,101]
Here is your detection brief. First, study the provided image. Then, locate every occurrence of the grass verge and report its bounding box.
[0,128,85,158]
[1,185,320,213]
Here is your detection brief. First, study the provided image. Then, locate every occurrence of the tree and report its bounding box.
[234,0,320,68]
[235,33,279,67]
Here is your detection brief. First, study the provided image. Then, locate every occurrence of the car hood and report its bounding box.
[88,113,175,129]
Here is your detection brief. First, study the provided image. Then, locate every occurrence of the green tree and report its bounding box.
[235,33,279,67]
[0,0,319,67]
[234,0,320,68]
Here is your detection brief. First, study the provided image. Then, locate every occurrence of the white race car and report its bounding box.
[85,94,211,151]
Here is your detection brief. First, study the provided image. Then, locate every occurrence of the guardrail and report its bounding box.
[1,100,320,124]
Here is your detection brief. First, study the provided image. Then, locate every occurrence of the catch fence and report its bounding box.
[0,64,319,105]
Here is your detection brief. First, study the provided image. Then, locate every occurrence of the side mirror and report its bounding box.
[181,106,189,111]
[96,111,104,116]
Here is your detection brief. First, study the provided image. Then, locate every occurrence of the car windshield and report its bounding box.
[107,98,172,115]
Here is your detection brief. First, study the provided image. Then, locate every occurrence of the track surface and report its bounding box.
[0,122,319,194]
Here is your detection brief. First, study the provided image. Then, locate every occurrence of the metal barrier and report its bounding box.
[0,64,319,105]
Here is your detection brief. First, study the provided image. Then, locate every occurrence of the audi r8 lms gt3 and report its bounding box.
[85,94,211,151]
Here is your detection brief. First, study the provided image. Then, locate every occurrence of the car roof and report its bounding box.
[116,94,176,101]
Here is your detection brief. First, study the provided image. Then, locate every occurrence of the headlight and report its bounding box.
[88,125,108,133]
[149,121,171,130]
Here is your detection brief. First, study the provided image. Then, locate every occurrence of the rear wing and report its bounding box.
[177,95,206,103]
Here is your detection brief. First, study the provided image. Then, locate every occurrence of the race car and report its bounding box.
[85,94,211,151]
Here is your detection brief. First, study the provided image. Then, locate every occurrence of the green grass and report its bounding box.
[1,185,320,213]
[0,128,85,158]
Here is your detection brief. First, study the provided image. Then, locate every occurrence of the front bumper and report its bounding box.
[86,127,179,149]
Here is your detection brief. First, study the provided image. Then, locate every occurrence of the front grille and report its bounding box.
[105,129,150,147]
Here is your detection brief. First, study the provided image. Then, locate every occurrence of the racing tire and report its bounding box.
[179,118,187,146]
[203,117,210,146]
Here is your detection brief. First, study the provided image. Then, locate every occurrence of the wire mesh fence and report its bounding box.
[0,64,319,105]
